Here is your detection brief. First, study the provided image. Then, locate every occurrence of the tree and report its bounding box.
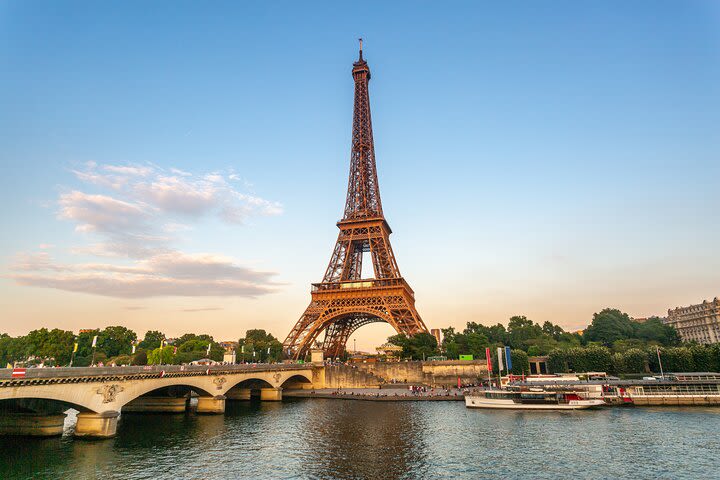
[239,329,282,363]
[583,309,635,346]
[548,349,567,373]
[148,346,175,365]
[620,349,647,373]
[133,349,148,366]
[138,330,165,351]
[388,333,439,360]
[507,316,543,350]
[509,349,529,375]
[635,318,680,346]
[76,329,100,358]
[97,326,137,358]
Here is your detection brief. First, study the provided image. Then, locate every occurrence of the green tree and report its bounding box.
[138,330,165,351]
[148,346,175,365]
[635,317,681,346]
[76,329,100,357]
[133,349,148,366]
[583,309,634,346]
[239,329,282,363]
[620,349,647,373]
[97,326,137,357]
[388,333,439,360]
[509,349,529,375]
[507,316,543,350]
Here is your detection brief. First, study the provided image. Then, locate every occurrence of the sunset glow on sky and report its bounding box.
[1,2,719,350]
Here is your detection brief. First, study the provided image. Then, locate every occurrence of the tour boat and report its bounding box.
[465,389,605,410]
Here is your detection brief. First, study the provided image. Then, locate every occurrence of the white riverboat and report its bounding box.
[465,389,605,410]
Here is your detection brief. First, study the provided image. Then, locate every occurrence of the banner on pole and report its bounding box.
[505,346,513,372]
[73,343,78,353]
[91,336,98,348]
[485,347,492,373]
[497,347,504,372]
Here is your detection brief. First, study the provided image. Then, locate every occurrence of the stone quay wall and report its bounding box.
[323,360,488,388]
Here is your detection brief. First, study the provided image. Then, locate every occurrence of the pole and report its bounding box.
[354,338,357,354]
[656,346,664,379]
[69,339,77,367]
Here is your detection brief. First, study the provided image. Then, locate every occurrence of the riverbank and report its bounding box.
[284,387,465,401]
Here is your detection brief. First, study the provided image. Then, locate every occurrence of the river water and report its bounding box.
[1,399,719,479]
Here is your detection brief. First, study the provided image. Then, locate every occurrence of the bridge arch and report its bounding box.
[0,387,101,413]
[281,374,313,390]
[0,396,95,415]
[308,307,399,359]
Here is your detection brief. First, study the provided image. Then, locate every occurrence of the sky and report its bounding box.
[1,1,719,350]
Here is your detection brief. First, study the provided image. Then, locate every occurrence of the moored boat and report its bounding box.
[465,389,605,410]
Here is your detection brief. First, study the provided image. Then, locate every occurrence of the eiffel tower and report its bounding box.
[283,40,428,360]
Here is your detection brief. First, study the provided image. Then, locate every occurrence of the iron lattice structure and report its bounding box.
[283,42,428,360]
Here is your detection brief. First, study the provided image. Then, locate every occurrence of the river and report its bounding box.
[1,399,719,479]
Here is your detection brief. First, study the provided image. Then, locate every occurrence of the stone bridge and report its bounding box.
[0,364,321,438]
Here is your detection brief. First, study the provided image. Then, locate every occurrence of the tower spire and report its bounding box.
[345,39,380,220]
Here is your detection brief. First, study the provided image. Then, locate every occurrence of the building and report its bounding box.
[219,341,239,352]
[376,343,403,359]
[665,297,720,344]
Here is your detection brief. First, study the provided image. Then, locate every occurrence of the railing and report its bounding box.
[0,363,311,380]
[312,278,407,292]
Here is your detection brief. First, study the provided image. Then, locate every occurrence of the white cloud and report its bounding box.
[9,251,278,298]
[71,163,283,223]
[9,162,283,298]
[58,191,151,234]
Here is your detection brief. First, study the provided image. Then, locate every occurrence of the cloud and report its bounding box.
[9,162,283,299]
[58,191,151,234]
[71,162,283,223]
[58,163,283,259]
[9,251,278,298]
[181,307,224,312]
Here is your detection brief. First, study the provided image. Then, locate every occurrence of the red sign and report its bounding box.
[11,368,26,378]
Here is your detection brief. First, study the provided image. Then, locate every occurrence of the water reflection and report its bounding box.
[296,399,430,479]
[1,401,720,479]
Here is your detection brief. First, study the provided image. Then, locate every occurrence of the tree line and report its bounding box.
[388,308,718,375]
[0,327,284,367]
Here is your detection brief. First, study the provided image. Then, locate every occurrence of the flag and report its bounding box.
[131,345,136,354]
[485,347,492,374]
[457,376,461,388]
[173,346,178,354]
[497,347,504,372]
[206,343,212,355]
[241,345,245,353]
[505,346,513,372]
[91,336,98,348]
[73,343,78,353]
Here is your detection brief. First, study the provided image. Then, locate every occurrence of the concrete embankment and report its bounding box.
[284,388,465,402]
[323,360,488,389]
